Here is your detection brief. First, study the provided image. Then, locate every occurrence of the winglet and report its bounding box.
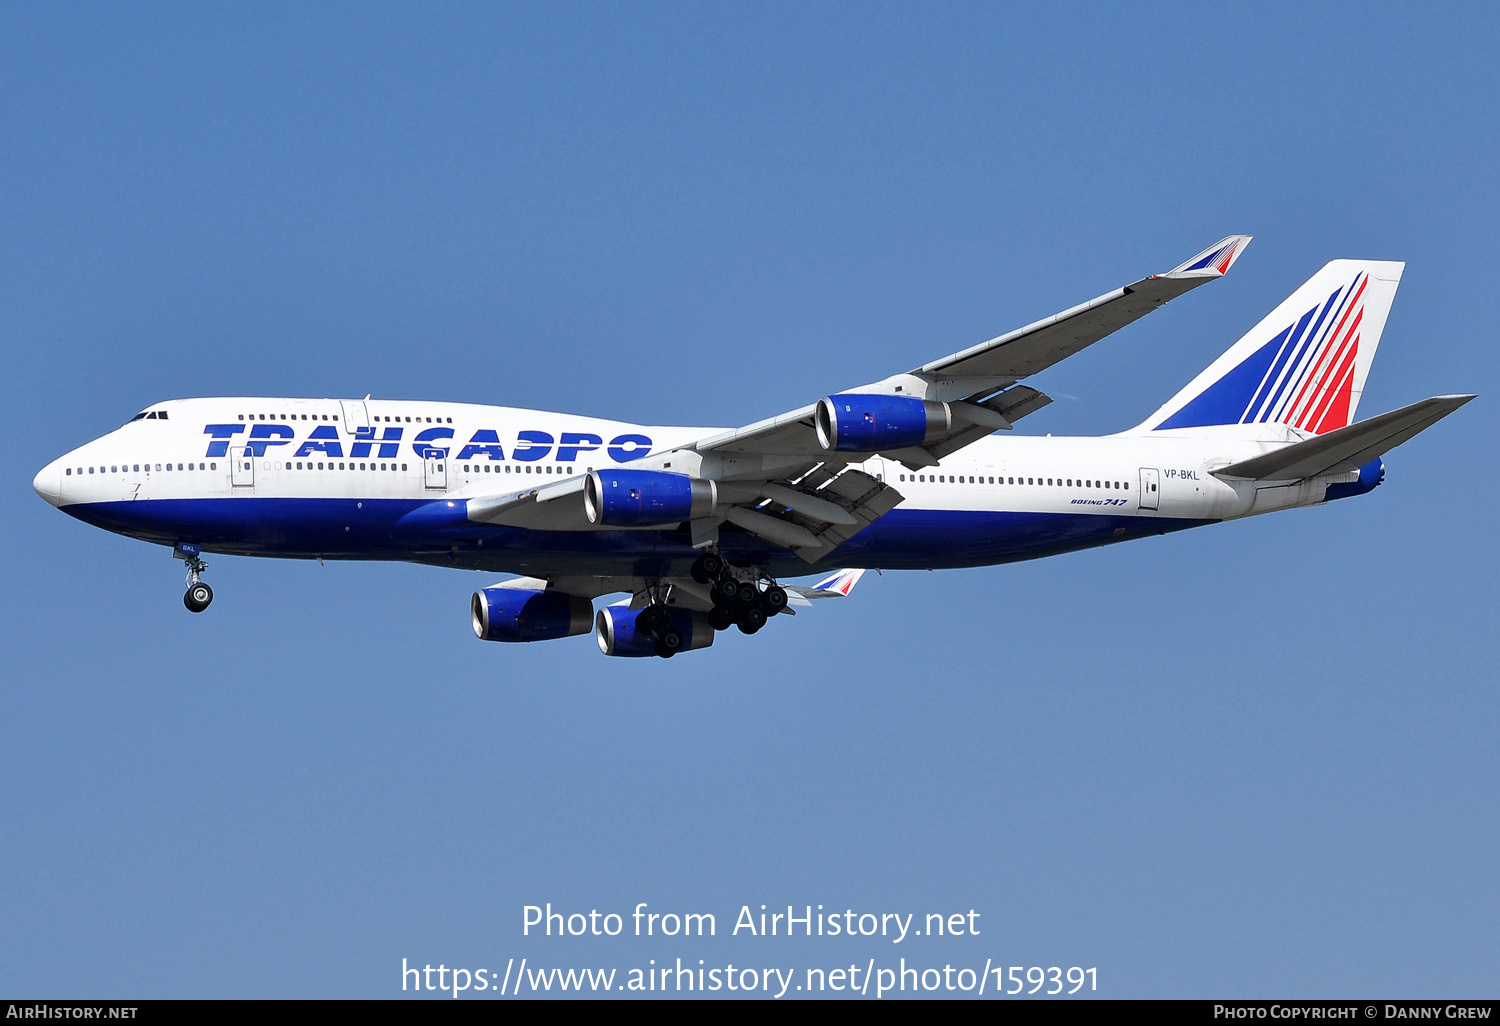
[811,568,865,597]
[1166,235,1253,279]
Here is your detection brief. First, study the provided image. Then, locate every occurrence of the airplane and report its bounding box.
[31,237,1475,658]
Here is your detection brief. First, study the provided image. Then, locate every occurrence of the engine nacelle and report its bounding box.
[1324,457,1386,501]
[815,394,950,452]
[471,587,593,643]
[595,606,716,657]
[584,469,716,526]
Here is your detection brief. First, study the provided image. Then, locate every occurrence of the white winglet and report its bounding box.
[796,568,866,598]
[1165,235,1252,279]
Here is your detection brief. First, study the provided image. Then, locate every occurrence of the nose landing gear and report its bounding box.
[175,542,213,613]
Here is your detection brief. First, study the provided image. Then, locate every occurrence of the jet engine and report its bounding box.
[595,606,715,658]
[471,587,593,643]
[584,469,716,526]
[815,394,951,452]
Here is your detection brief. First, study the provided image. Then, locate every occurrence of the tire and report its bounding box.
[655,627,684,657]
[736,606,766,634]
[708,607,735,631]
[637,604,665,632]
[691,553,722,584]
[184,582,213,613]
[761,585,788,614]
[711,578,741,607]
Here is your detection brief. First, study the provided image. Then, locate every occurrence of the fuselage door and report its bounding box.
[1139,467,1160,510]
[231,446,254,488]
[423,449,447,490]
[340,400,370,435]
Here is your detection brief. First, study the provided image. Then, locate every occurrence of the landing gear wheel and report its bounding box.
[691,553,724,584]
[711,577,744,607]
[184,582,213,613]
[708,606,735,631]
[637,604,667,632]
[760,585,788,614]
[654,627,684,658]
[736,606,767,634]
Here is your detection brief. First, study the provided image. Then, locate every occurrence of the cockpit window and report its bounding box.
[127,410,169,423]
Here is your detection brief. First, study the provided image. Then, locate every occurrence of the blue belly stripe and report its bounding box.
[61,498,1212,578]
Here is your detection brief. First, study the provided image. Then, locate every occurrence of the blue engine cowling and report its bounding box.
[584,470,717,526]
[595,606,715,657]
[815,394,950,452]
[471,588,594,643]
[1323,457,1385,502]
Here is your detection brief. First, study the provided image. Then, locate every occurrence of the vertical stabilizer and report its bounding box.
[1137,259,1404,433]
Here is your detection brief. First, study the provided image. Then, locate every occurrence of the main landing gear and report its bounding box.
[634,553,790,658]
[692,553,787,637]
[175,542,213,613]
[635,601,685,659]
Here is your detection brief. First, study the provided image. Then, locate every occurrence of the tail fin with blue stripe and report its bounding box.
[1137,259,1405,434]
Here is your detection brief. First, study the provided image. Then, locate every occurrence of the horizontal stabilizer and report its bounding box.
[1214,395,1475,481]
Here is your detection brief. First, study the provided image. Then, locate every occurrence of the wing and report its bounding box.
[444,236,1251,562]
[624,236,1250,559]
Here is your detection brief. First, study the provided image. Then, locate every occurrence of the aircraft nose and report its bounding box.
[33,460,61,507]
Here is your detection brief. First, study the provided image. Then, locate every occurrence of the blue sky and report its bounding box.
[3,4,1496,998]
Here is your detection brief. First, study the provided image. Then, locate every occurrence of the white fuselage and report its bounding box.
[34,396,1360,579]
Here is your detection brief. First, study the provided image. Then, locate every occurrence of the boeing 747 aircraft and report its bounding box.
[32,238,1474,657]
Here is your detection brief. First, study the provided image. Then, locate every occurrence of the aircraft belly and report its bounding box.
[64,498,1214,578]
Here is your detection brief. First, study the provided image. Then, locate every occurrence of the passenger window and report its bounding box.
[209,463,214,471]
[66,468,72,476]
[401,464,407,471]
